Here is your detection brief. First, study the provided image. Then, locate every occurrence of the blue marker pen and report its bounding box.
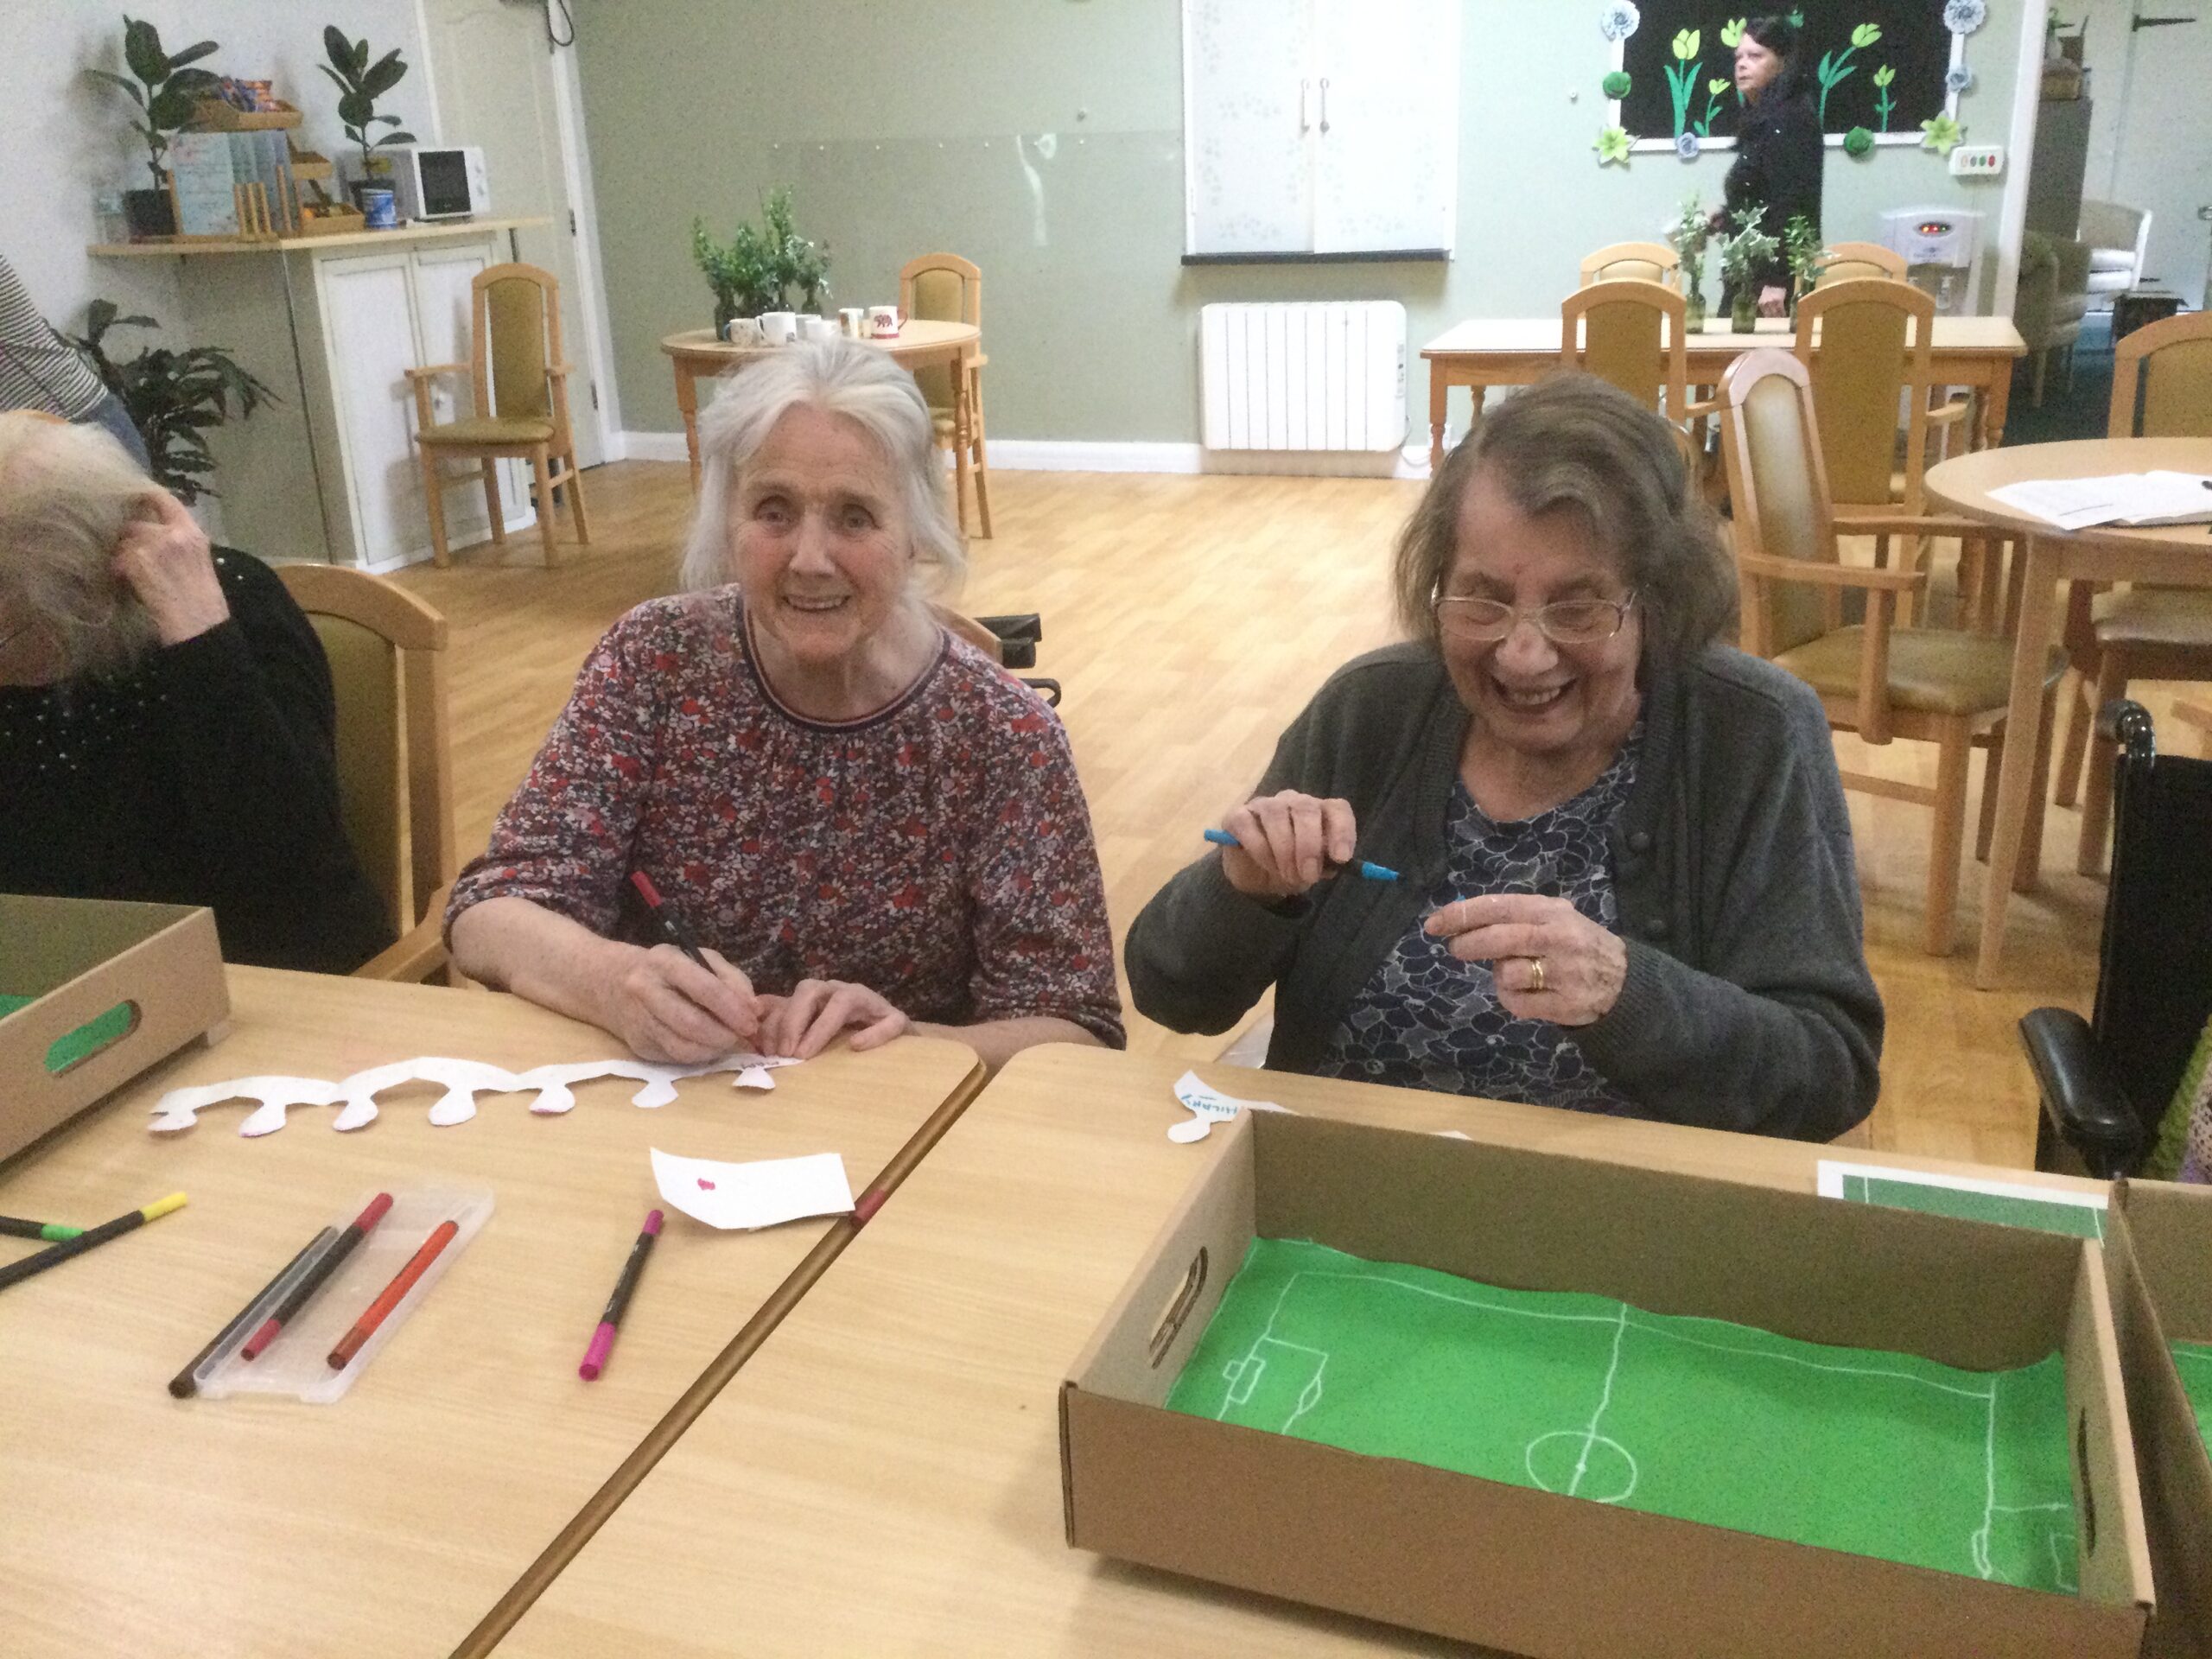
[1203,827,1400,883]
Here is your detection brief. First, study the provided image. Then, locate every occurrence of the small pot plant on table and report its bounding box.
[692,187,831,336]
[1719,207,1781,333]
[88,16,223,239]
[319,26,414,213]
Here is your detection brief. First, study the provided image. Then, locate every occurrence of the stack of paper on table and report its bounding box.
[1988,472,2212,532]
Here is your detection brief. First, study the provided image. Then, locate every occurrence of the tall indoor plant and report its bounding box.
[1666,194,1712,330]
[68,300,277,504]
[319,26,415,193]
[87,16,222,238]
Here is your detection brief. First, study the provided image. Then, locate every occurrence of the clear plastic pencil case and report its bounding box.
[183,1186,493,1404]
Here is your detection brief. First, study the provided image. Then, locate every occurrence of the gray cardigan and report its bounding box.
[1124,642,1883,1140]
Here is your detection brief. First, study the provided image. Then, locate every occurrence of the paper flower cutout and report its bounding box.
[1921,113,1965,155]
[1673,28,1700,60]
[1844,126,1875,157]
[1944,0,1986,33]
[1595,126,1633,165]
[1873,64,1896,86]
[1603,70,1632,98]
[1720,17,1746,47]
[1599,3,1641,43]
[1676,131,1702,160]
[1947,64,1975,93]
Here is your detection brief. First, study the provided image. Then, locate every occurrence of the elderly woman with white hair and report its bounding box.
[447,339,1122,1066]
[0,410,392,970]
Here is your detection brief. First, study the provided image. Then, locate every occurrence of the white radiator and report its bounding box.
[1199,302,1408,453]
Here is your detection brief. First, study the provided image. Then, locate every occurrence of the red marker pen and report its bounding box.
[240,1192,391,1361]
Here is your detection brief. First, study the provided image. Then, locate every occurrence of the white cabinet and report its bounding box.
[1183,0,1460,257]
[179,225,533,569]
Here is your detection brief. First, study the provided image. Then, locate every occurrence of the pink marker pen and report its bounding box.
[579,1207,664,1381]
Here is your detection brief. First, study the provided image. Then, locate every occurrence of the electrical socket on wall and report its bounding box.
[1948,145,2004,178]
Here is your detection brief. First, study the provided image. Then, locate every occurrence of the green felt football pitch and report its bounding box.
[2171,1341,2212,1463]
[1166,1239,2078,1592]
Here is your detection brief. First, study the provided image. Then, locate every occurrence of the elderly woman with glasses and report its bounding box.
[447,339,1122,1069]
[1127,373,1880,1139]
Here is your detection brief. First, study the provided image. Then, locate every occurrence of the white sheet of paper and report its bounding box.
[1168,1069,1290,1142]
[651,1147,855,1230]
[1988,472,2212,531]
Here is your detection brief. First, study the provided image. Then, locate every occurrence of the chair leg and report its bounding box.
[1926,720,1973,956]
[2031,350,2048,409]
[2053,673,2094,807]
[951,425,974,539]
[2014,680,2058,894]
[562,450,593,544]
[481,461,507,545]
[2075,655,2130,875]
[416,445,452,569]
[969,383,992,542]
[1975,732,2002,864]
[531,446,561,567]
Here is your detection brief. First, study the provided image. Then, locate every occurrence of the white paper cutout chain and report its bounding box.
[149,1053,795,1137]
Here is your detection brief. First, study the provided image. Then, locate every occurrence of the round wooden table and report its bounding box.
[659,320,981,491]
[1924,436,2212,986]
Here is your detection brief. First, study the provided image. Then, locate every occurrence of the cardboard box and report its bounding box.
[2109,1180,2212,1659]
[1062,1112,2152,1659]
[0,894,228,1164]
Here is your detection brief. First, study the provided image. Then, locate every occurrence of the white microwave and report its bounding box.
[385,145,490,221]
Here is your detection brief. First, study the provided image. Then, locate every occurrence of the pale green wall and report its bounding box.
[576,0,2027,442]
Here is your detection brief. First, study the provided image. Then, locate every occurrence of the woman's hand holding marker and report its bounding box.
[601,943,760,1065]
[1424,893,1627,1027]
[1211,792,1364,899]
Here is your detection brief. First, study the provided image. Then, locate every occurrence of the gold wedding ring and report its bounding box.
[1527,956,1548,994]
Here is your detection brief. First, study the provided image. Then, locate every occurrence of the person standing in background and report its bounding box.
[1717,16,1824,319]
[0,250,152,472]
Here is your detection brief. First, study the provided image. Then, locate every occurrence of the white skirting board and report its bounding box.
[617,432,1430,480]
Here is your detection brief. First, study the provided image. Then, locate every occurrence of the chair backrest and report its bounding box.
[2109,310,2212,439]
[472,262,563,427]
[1715,349,1840,662]
[2093,703,2212,1135]
[1578,242,1681,289]
[1560,279,1688,423]
[1792,276,1936,511]
[1815,241,1908,285]
[899,252,981,413]
[273,564,454,937]
[2078,199,2152,266]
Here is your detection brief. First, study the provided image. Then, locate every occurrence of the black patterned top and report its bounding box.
[1319,725,1643,1111]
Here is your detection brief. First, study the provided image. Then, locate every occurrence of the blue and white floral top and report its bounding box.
[1319,725,1643,1112]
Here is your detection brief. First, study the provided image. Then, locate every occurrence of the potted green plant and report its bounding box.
[1783,213,1824,316]
[87,16,223,239]
[1719,207,1780,333]
[1666,194,1712,330]
[319,27,414,204]
[67,300,277,504]
[692,187,832,334]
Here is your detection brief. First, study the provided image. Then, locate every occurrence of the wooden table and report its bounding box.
[481,1046,2100,1656]
[660,321,982,491]
[1420,315,2026,474]
[1924,436,2212,986]
[0,967,982,1659]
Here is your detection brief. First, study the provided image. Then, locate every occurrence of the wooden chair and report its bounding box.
[1717,350,2066,955]
[899,252,991,539]
[1814,241,1908,284]
[406,262,590,568]
[275,564,457,984]
[2054,309,2212,872]
[1560,280,1712,474]
[1578,241,1681,289]
[2177,700,2212,759]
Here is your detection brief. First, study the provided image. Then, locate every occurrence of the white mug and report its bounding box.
[757,310,800,345]
[838,308,868,339]
[722,316,766,345]
[868,305,902,340]
[799,315,838,343]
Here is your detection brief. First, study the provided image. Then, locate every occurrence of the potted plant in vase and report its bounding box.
[1719,207,1779,333]
[1783,213,1824,317]
[88,17,223,239]
[692,187,832,335]
[1666,194,1712,330]
[67,300,277,504]
[320,27,414,218]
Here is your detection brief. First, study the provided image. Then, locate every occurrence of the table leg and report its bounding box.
[1428,364,1450,475]
[674,361,702,493]
[1977,353,2014,451]
[950,353,975,537]
[1975,537,2059,987]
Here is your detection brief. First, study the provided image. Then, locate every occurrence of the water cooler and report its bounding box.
[1878,207,1985,315]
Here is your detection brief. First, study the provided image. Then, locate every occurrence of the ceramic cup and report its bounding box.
[799,315,838,343]
[868,305,902,340]
[722,316,766,345]
[838,308,868,339]
[757,310,800,346]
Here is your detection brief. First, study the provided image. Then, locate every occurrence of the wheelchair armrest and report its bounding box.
[2018,1006,2146,1178]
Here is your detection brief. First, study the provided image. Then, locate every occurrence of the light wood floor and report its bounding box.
[393,460,2192,1171]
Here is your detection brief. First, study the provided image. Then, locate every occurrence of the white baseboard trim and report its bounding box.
[359,508,540,575]
[619,431,1431,480]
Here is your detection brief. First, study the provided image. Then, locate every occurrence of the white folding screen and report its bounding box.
[1184,0,1460,258]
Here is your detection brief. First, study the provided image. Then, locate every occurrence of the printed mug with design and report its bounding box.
[868,305,903,340]
[723,316,766,345]
[838,308,868,339]
[757,311,800,346]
